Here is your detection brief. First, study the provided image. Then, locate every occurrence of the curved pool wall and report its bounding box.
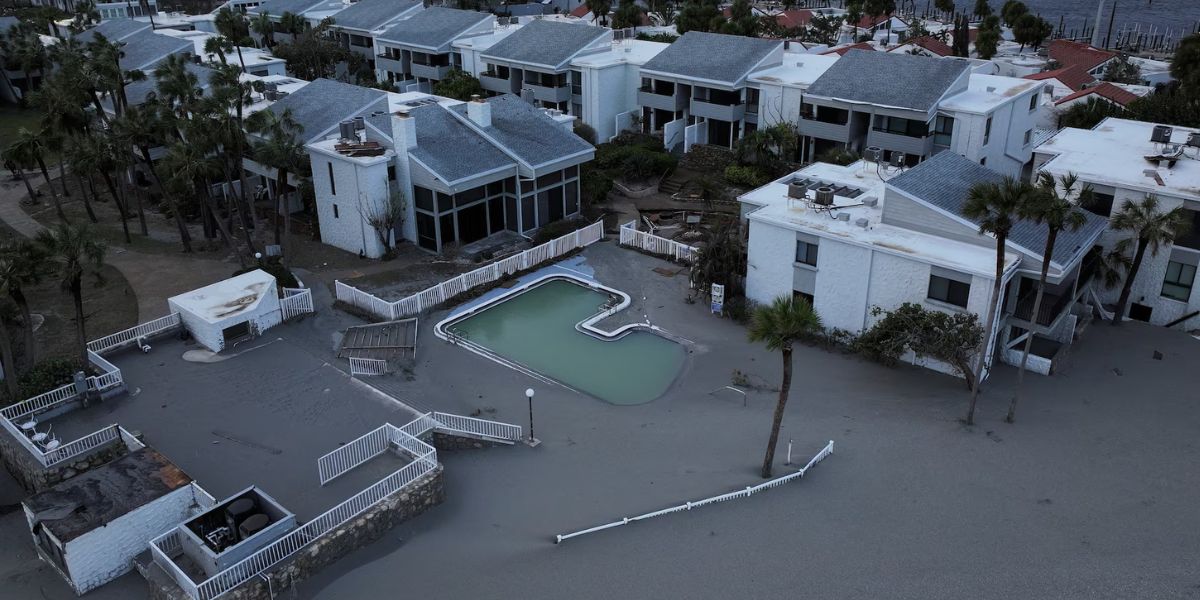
[434,274,687,405]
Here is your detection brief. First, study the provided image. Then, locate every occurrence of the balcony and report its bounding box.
[638,88,686,112]
[479,73,512,94]
[690,97,745,122]
[375,54,404,75]
[411,62,451,81]
[522,82,571,103]
[797,118,851,142]
[866,129,934,157]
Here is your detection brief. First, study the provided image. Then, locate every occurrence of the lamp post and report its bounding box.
[525,388,539,447]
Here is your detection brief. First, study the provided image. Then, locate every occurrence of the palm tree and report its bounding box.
[204,35,233,65]
[63,143,100,223]
[1108,195,1190,325]
[0,241,44,372]
[113,104,194,252]
[960,177,1033,425]
[0,298,21,399]
[5,128,67,222]
[214,8,251,72]
[86,34,145,117]
[1007,173,1090,424]
[247,108,306,262]
[77,132,133,243]
[35,222,106,367]
[747,295,822,478]
[153,53,202,124]
[250,12,276,49]
[278,12,306,36]
[206,64,261,253]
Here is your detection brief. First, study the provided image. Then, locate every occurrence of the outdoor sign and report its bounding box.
[711,283,724,315]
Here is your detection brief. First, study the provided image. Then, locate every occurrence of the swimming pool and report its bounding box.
[438,276,685,405]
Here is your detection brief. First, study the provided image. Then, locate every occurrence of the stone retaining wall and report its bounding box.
[680,144,735,173]
[148,466,445,600]
[430,432,509,452]
[0,434,128,493]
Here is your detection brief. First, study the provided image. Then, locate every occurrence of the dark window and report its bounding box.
[1162,261,1196,301]
[489,197,504,233]
[437,192,453,214]
[455,185,486,207]
[983,117,992,145]
[439,213,455,246]
[933,115,954,146]
[521,195,535,232]
[565,180,579,215]
[332,204,339,219]
[415,186,434,212]
[1085,191,1115,217]
[388,165,396,181]
[536,170,562,188]
[487,181,502,196]
[873,115,928,138]
[565,165,579,179]
[327,163,336,195]
[1029,93,1038,111]
[416,212,437,250]
[795,239,818,266]
[928,274,971,308]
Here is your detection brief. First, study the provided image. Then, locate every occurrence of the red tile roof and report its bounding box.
[856,12,892,29]
[1047,39,1116,72]
[569,3,590,18]
[903,35,953,57]
[1024,65,1096,92]
[821,42,875,56]
[774,9,813,29]
[1055,82,1140,107]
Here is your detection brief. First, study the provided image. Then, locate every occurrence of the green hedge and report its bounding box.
[724,165,770,188]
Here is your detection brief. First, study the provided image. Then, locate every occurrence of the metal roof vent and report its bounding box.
[890,152,906,168]
[1151,125,1173,144]
[854,217,869,228]
[1187,132,1200,148]
[788,182,808,199]
[863,146,882,163]
[862,196,878,207]
[814,186,835,206]
[835,212,850,221]
[338,120,355,141]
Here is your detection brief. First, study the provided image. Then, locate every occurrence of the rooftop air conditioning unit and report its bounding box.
[813,186,835,206]
[338,120,355,141]
[787,182,808,199]
[263,90,278,101]
[1187,132,1200,148]
[890,152,906,168]
[353,116,365,131]
[835,212,850,221]
[863,146,882,163]
[1151,125,1173,144]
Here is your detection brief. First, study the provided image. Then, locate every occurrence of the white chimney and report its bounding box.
[391,109,416,155]
[467,94,492,128]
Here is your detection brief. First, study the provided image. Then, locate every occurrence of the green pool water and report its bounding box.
[446,278,685,405]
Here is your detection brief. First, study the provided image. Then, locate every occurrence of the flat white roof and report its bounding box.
[749,52,838,89]
[570,40,669,68]
[155,28,284,66]
[1037,117,1200,203]
[168,269,276,325]
[939,73,1040,114]
[741,161,1019,277]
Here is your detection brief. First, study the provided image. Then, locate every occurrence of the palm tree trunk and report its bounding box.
[235,45,246,73]
[70,276,87,367]
[202,181,244,267]
[0,319,18,399]
[9,288,35,371]
[1112,239,1148,325]
[761,345,793,479]
[137,146,194,250]
[76,173,99,223]
[17,171,38,205]
[966,233,1008,426]
[1009,229,1057,424]
[36,157,67,221]
[57,158,71,197]
[273,168,287,245]
[100,170,133,244]
[124,167,149,236]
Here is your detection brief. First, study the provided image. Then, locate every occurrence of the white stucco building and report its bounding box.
[1034,118,1200,329]
[167,269,284,352]
[741,151,1106,378]
[23,448,211,595]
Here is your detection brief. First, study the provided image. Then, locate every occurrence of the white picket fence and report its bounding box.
[1,350,124,423]
[336,221,604,322]
[317,424,392,485]
[280,288,314,320]
[348,357,389,376]
[87,313,183,355]
[431,412,523,442]
[554,440,834,544]
[619,220,699,264]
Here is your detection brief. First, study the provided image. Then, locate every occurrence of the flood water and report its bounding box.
[447,278,685,405]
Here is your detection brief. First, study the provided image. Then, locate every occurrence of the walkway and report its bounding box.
[0,179,234,322]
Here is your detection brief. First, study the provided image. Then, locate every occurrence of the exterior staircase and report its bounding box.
[658,172,688,196]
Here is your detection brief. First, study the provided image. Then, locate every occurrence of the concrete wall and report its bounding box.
[756,82,804,128]
[580,60,639,143]
[168,282,282,353]
[0,432,128,493]
[64,485,206,594]
[947,91,1041,179]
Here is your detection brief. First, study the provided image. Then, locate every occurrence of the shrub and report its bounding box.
[723,296,756,324]
[724,164,770,188]
[574,121,597,145]
[580,168,614,206]
[816,146,860,166]
[532,217,587,245]
[13,357,83,404]
[235,257,300,292]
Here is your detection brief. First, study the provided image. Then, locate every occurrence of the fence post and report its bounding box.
[574,229,581,248]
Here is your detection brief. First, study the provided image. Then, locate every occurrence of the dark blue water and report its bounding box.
[951,0,1200,41]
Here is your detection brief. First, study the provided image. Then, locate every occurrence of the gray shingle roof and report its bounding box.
[481,19,608,69]
[407,103,513,183]
[119,31,194,70]
[74,19,152,43]
[805,50,971,112]
[449,94,593,167]
[889,152,1107,266]
[330,0,421,32]
[377,7,492,52]
[250,0,328,16]
[269,78,387,143]
[640,31,782,86]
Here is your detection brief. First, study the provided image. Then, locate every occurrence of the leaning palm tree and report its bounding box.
[747,295,822,478]
[35,222,106,367]
[246,108,306,262]
[214,8,251,72]
[1007,173,1090,424]
[250,12,276,49]
[961,177,1033,425]
[112,104,194,252]
[4,128,67,222]
[1108,195,1190,325]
